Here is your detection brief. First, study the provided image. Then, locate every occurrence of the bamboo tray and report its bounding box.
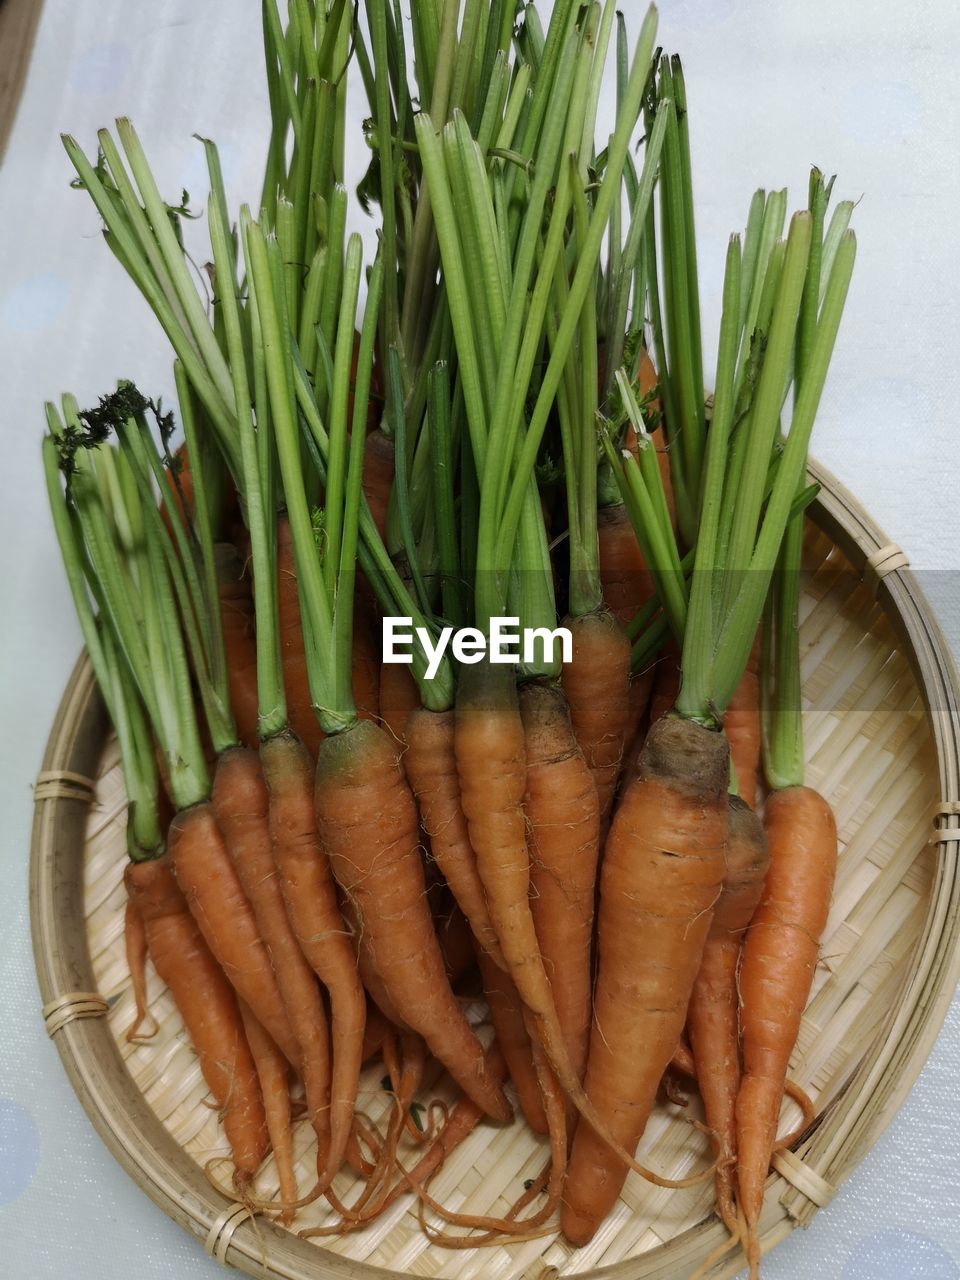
[30,459,960,1279]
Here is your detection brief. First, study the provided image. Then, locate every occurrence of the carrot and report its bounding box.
[560,609,632,821]
[123,898,157,1043]
[168,802,300,1068]
[362,1002,393,1064]
[454,663,695,1196]
[403,706,503,964]
[214,543,260,750]
[276,514,323,757]
[596,501,660,786]
[477,947,548,1135]
[687,796,769,1233]
[736,785,837,1275]
[648,639,682,725]
[238,1003,299,1223]
[351,592,381,723]
[619,665,658,792]
[343,887,411,1031]
[617,347,675,529]
[160,440,236,546]
[379,659,420,745]
[302,1029,429,1234]
[159,441,196,540]
[411,1019,567,1245]
[521,682,600,1083]
[383,1043,509,1210]
[391,1032,429,1145]
[313,717,511,1123]
[362,429,395,540]
[670,1039,697,1080]
[124,855,268,1185]
[723,635,761,809]
[562,715,729,1245]
[213,747,334,1167]
[598,502,655,628]
[260,730,368,1187]
[435,898,477,988]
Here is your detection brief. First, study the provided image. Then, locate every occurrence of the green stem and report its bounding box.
[427,362,465,627]
[712,230,856,711]
[763,509,805,790]
[675,235,741,723]
[211,199,286,738]
[43,434,162,857]
[493,10,661,579]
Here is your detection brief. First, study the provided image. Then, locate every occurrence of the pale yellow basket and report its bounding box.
[30,459,960,1279]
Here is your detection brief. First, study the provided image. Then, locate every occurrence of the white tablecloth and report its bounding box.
[3,2,960,1276]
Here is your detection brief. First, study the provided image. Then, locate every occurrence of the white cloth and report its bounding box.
[2,2,959,1276]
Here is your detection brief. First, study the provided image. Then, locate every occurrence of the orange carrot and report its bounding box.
[276,514,323,757]
[214,544,260,750]
[124,855,268,1185]
[477,946,548,1135]
[670,1039,815,1148]
[168,802,300,1067]
[383,1043,508,1210]
[619,665,658,792]
[238,1003,299,1222]
[260,731,368,1187]
[562,716,728,1245]
[736,785,837,1277]
[351,592,381,723]
[362,430,395,540]
[598,502,655,629]
[313,718,511,1123]
[159,441,196,540]
[123,897,157,1043]
[404,706,503,964]
[213,747,333,1167]
[617,643,683,799]
[362,1002,393,1064]
[596,501,659,790]
[312,1045,511,1236]
[687,797,769,1233]
[410,1017,567,1244]
[454,663,689,1195]
[379,660,420,745]
[160,441,236,545]
[435,898,477,988]
[560,609,632,821]
[619,348,675,529]
[649,639,682,725]
[521,682,600,1083]
[723,635,761,809]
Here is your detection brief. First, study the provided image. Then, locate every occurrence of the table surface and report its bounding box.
[3,2,960,1277]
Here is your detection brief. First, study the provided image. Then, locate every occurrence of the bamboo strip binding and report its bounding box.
[932,801,960,846]
[771,1149,836,1212]
[43,991,109,1037]
[34,769,97,804]
[863,542,910,597]
[205,1204,254,1264]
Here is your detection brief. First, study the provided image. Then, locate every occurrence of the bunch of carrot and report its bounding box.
[44,1,857,1273]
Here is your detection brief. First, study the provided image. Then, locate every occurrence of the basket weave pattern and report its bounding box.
[32,469,960,1279]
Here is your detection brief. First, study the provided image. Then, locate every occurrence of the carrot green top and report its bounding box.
[417,3,661,662]
[43,384,232,828]
[43,425,162,860]
[677,170,855,726]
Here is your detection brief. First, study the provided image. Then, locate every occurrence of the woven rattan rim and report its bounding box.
[29,458,960,1279]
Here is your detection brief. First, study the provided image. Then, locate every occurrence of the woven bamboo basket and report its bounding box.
[30,458,960,1279]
